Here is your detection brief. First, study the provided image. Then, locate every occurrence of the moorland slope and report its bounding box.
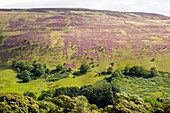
[0,8,170,71]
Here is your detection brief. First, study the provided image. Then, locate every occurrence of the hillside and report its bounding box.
[1,8,170,112]
[0,8,170,72]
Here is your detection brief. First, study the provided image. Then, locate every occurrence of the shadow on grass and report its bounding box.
[16,81,28,83]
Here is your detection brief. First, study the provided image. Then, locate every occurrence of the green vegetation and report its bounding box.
[0,93,100,113]
[100,67,113,75]
[38,80,119,108]
[12,60,49,82]
[1,92,170,113]
[12,60,73,83]
[23,91,36,99]
[1,60,170,112]
[0,9,170,112]
[73,63,91,76]
[48,64,72,81]
[103,92,155,113]
[123,65,159,78]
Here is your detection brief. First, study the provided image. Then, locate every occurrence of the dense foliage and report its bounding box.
[12,60,73,82]
[12,60,49,82]
[38,80,119,108]
[73,63,90,76]
[4,60,170,112]
[123,65,159,78]
[1,92,170,113]
[48,64,72,81]
[0,93,100,113]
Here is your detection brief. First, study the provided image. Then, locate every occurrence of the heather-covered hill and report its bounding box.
[0,8,170,71]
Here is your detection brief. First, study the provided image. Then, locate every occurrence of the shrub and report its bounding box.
[48,73,68,82]
[144,97,163,110]
[150,67,159,77]
[53,87,80,97]
[17,70,31,82]
[79,63,90,74]
[107,67,113,74]
[23,91,36,99]
[112,69,124,78]
[101,71,108,75]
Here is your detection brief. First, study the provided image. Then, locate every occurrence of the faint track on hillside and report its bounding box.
[36,75,49,94]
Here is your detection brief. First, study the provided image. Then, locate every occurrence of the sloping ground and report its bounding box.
[0,8,170,71]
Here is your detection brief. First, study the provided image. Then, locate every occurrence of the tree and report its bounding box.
[23,91,36,99]
[12,59,17,67]
[55,64,64,72]
[0,93,40,113]
[25,64,34,72]
[107,67,113,74]
[20,70,31,82]
[34,68,44,77]
[80,81,119,108]
[51,64,64,74]
[150,67,159,77]
[79,63,90,74]
[15,61,27,71]
[53,87,80,97]
[123,65,131,75]
[38,90,54,101]
[104,92,154,113]
[112,69,124,78]
[144,97,163,111]
[129,66,145,77]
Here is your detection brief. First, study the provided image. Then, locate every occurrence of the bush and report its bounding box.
[48,73,68,82]
[101,71,108,75]
[123,65,130,75]
[112,69,124,78]
[53,87,80,97]
[73,63,90,76]
[51,64,64,74]
[38,90,54,101]
[79,63,90,74]
[23,91,36,99]
[73,71,81,76]
[107,67,113,74]
[18,70,31,82]
[150,67,159,77]
[144,97,163,111]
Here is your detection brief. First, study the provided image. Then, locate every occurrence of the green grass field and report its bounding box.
[0,65,106,94]
[0,65,47,94]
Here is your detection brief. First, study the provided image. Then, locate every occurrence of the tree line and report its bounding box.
[12,60,91,82]
[1,91,170,113]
